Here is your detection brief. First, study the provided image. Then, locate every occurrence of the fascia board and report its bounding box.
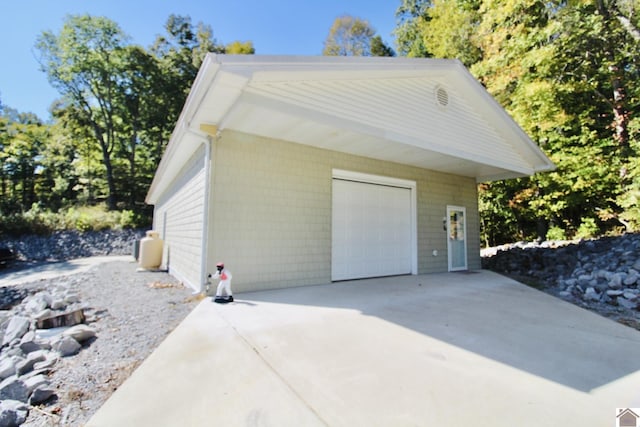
[146,54,222,204]
[147,55,255,204]
[450,61,556,173]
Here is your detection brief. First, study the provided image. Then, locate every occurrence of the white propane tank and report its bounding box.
[138,230,163,269]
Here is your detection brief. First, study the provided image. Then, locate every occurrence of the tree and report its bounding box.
[396,0,640,242]
[370,35,396,57]
[419,0,481,66]
[225,41,255,54]
[323,15,387,56]
[36,14,131,210]
[0,107,49,212]
[36,14,238,211]
[149,15,226,164]
[394,0,433,57]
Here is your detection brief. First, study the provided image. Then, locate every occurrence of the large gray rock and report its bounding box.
[29,386,55,405]
[0,359,15,381]
[23,292,52,314]
[50,300,66,310]
[584,287,600,301]
[0,400,28,427]
[18,331,40,354]
[33,309,52,321]
[617,297,637,310]
[51,336,81,357]
[623,273,638,286]
[22,374,48,394]
[0,311,10,328]
[608,273,624,289]
[15,350,47,376]
[36,292,52,308]
[0,377,28,403]
[33,353,58,371]
[2,348,23,359]
[64,293,79,304]
[63,324,96,343]
[2,317,30,347]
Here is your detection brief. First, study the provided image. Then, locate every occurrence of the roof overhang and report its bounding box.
[146,54,554,204]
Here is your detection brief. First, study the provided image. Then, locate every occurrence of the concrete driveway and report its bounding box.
[88,271,640,426]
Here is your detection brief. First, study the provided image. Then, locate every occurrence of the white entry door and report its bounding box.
[332,178,413,281]
[447,206,467,271]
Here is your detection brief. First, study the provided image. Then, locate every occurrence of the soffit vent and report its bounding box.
[435,85,449,108]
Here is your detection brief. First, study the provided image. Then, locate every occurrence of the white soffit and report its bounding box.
[148,55,554,203]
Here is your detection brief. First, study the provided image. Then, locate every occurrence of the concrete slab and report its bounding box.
[87,271,640,426]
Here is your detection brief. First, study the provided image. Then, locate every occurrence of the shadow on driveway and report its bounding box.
[238,270,640,393]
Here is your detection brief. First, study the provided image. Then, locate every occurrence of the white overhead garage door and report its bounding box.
[332,175,414,281]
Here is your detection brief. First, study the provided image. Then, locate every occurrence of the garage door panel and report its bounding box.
[332,179,412,281]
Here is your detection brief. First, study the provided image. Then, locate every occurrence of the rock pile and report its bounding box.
[482,233,640,318]
[0,284,96,425]
[0,228,145,264]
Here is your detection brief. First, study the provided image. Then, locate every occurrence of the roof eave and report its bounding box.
[146,55,223,204]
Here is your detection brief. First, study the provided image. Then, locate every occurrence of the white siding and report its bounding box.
[154,145,206,290]
[209,131,480,293]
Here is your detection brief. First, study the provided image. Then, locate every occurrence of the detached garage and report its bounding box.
[146,54,554,293]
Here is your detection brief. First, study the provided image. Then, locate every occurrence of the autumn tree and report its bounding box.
[323,15,394,56]
[396,0,640,242]
[225,40,256,54]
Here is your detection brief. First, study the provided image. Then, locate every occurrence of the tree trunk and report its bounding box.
[90,122,117,210]
[597,0,631,156]
[129,130,137,208]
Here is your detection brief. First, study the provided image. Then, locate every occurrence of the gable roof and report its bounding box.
[147,54,554,204]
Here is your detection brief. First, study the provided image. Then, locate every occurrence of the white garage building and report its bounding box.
[146,54,554,293]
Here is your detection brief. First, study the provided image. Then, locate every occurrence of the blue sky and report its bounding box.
[0,0,399,120]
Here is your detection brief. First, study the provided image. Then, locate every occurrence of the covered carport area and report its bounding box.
[89,271,640,426]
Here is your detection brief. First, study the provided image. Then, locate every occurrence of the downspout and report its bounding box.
[183,126,215,294]
[199,134,213,293]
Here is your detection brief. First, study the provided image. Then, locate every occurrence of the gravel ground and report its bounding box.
[6,258,201,426]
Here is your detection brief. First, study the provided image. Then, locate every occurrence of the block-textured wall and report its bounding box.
[154,145,207,290]
[209,130,480,292]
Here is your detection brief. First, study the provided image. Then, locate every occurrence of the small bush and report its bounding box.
[576,217,599,239]
[0,204,145,237]
[546,226,566,241]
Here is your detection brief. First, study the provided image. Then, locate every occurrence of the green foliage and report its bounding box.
[0,204,147,237]
[0,108,50,213]
[323,15,381,56]
[1,13,250,237]
[394,0,432,57]
[398,0,640,243]
[576,217,599,239]
[616,120,640,231]
[421,0,482,66]
[30,13,250,215]
[225,41,255,54]
[370,35,396,57]
[546,226,566,241]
